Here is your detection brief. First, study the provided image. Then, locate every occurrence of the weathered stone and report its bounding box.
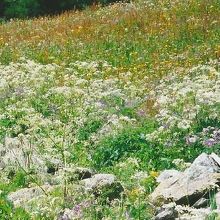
[82,174,116,190]
[155,203,177,220]
[82,174,124,201]
[184,153,220,180]
[155,203,213,220]
[150,153,220,206]
[211,153,220,166]
[155,209,175,220]
[8,185,55,207]
[38,172,64,185]
[0,137,47,173]
[157,170,181,183]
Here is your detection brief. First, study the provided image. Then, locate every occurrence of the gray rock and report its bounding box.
[211,153,220,166]
[150,153,220,206]
[0,136,47,173]
[184,153,220,180]
[82,174,124,201]
[154,204,213,220]
[155,203,177,220]
[157,170,181,183]
[8,185,55,207]
[155,209,175,220]
[82,174,115,190]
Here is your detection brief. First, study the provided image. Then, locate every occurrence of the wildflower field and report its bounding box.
[0,0,220,219]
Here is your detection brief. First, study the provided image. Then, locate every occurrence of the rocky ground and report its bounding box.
[3,143,220,219]
[152,153,220,220]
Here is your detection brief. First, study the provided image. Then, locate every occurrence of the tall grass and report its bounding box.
[0,0,219,79]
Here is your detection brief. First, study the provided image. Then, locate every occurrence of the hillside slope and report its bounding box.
[0,0,219,74]
[0,0,220,219]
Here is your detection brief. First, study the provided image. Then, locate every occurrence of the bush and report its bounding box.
[1,0,122,19]
[4,0,41,18]
[92,122,155,168]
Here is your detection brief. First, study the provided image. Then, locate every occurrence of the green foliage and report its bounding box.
[93,122,155,168]
[92,116,220,172]
[0,196,30,220]
[78,119,103,141]
[0,170,28,194]
[0,171,31,220]
[4,0,40,18]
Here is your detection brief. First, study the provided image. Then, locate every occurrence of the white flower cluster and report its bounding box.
[0,59,141,162]
[147,64,220,142]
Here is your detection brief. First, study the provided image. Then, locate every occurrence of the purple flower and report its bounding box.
[203,138,216,147]
[137,109,146,117]
[74,204,81,214]
[73,200,92,216]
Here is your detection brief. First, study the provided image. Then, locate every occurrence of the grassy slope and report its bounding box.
[0,0,220,219]
[0,0,219,78]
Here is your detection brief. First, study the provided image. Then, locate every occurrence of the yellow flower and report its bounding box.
[149,171,159,178]
[129,188,141,198]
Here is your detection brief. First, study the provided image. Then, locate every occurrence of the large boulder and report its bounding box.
[150,153,220,206]
[82,174,115,190]
[0,136,63,176]
[58,174,124,219]
[8,185,55,207]
[156,170,182,183]
[0,136,46,172]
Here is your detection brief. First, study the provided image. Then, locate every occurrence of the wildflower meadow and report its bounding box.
[0,0,220,219]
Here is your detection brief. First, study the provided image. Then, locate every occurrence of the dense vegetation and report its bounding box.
[0,0,220,219]
[0,0,120,19]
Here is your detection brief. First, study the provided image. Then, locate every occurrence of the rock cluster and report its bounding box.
[7,168,123,219]
[58,174,124,220]
[151,153,220,219]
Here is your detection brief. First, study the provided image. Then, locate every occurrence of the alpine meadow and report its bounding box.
[0,0,220,219]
